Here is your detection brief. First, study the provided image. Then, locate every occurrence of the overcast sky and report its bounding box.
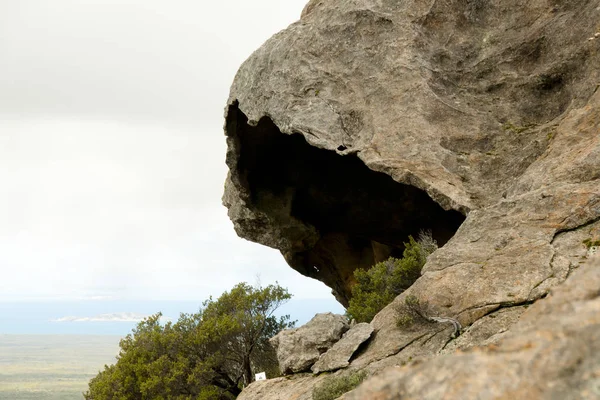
[0,0,339,305]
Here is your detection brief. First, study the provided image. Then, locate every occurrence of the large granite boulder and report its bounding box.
[269,313,349,374]
[225,0,600,398]
[223,0,600,309]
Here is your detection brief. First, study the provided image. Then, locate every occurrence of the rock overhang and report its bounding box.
[222,0,600,312]
[223,101,466,305]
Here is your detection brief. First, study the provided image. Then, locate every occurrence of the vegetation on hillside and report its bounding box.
[312,370,367,400]
[395,294,433,329]
[346,232,437,323]
[85,283,294,400]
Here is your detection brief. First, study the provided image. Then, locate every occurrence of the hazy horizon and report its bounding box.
[1,297,343,336]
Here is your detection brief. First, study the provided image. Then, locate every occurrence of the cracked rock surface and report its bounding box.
[345,255,600,400]
[311,322,373,374]
[224,0,600,398]
[269,313,349,374]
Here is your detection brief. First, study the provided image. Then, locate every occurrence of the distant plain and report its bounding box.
[0,335,120,400]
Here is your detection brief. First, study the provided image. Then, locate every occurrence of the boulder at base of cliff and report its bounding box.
[311,322,374,374]
[269,313,349,374]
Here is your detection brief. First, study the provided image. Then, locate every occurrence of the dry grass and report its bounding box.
[0,335,120,400]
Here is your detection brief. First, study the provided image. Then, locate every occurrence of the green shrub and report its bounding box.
[346,233,436,323]
[84,283,295,400]
[312,370,367,400]
[395,294,430,329]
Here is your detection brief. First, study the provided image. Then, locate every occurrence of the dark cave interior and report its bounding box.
[227,105,466,306]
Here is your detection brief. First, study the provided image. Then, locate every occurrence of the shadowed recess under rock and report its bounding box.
[226,104,465,306]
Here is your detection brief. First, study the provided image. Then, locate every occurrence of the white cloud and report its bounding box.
[52,312,172,323]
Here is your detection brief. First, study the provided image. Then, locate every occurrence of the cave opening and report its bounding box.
[226,105,466,306]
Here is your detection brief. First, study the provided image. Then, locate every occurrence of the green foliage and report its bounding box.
[404,294,420,308]
[395,294,430,329]
[85,283,295,400]
[395,312,414,328]
[583,238,600,249]
[346,235,433,323]
[312,371,367,400]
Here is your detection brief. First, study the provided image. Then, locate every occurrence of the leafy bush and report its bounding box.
[85,283,294,400]
[312,370,367,400]
[346,232,436,323]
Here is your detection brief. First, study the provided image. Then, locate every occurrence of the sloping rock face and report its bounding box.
[269,313,349,374]
[345,255,600,400]
[224,0,600,398]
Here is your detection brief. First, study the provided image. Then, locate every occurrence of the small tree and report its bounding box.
[346,233,436,323]
[85,283,294,400]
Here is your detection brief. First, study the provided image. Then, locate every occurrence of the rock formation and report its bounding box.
[344,255,600,400]
[222,0,600,398]
[311,322,373,374]
[269,313,349,374]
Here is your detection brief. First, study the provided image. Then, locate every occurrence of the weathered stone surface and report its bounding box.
[345,255,600,400]
[224,0,600,398]
[239,374,327,400]
[269,313,349,374]
[440,306,527,354]
[311,322,373,374]
[223,0,600,307]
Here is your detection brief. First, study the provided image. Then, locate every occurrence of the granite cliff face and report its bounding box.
[222,0,600,398]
